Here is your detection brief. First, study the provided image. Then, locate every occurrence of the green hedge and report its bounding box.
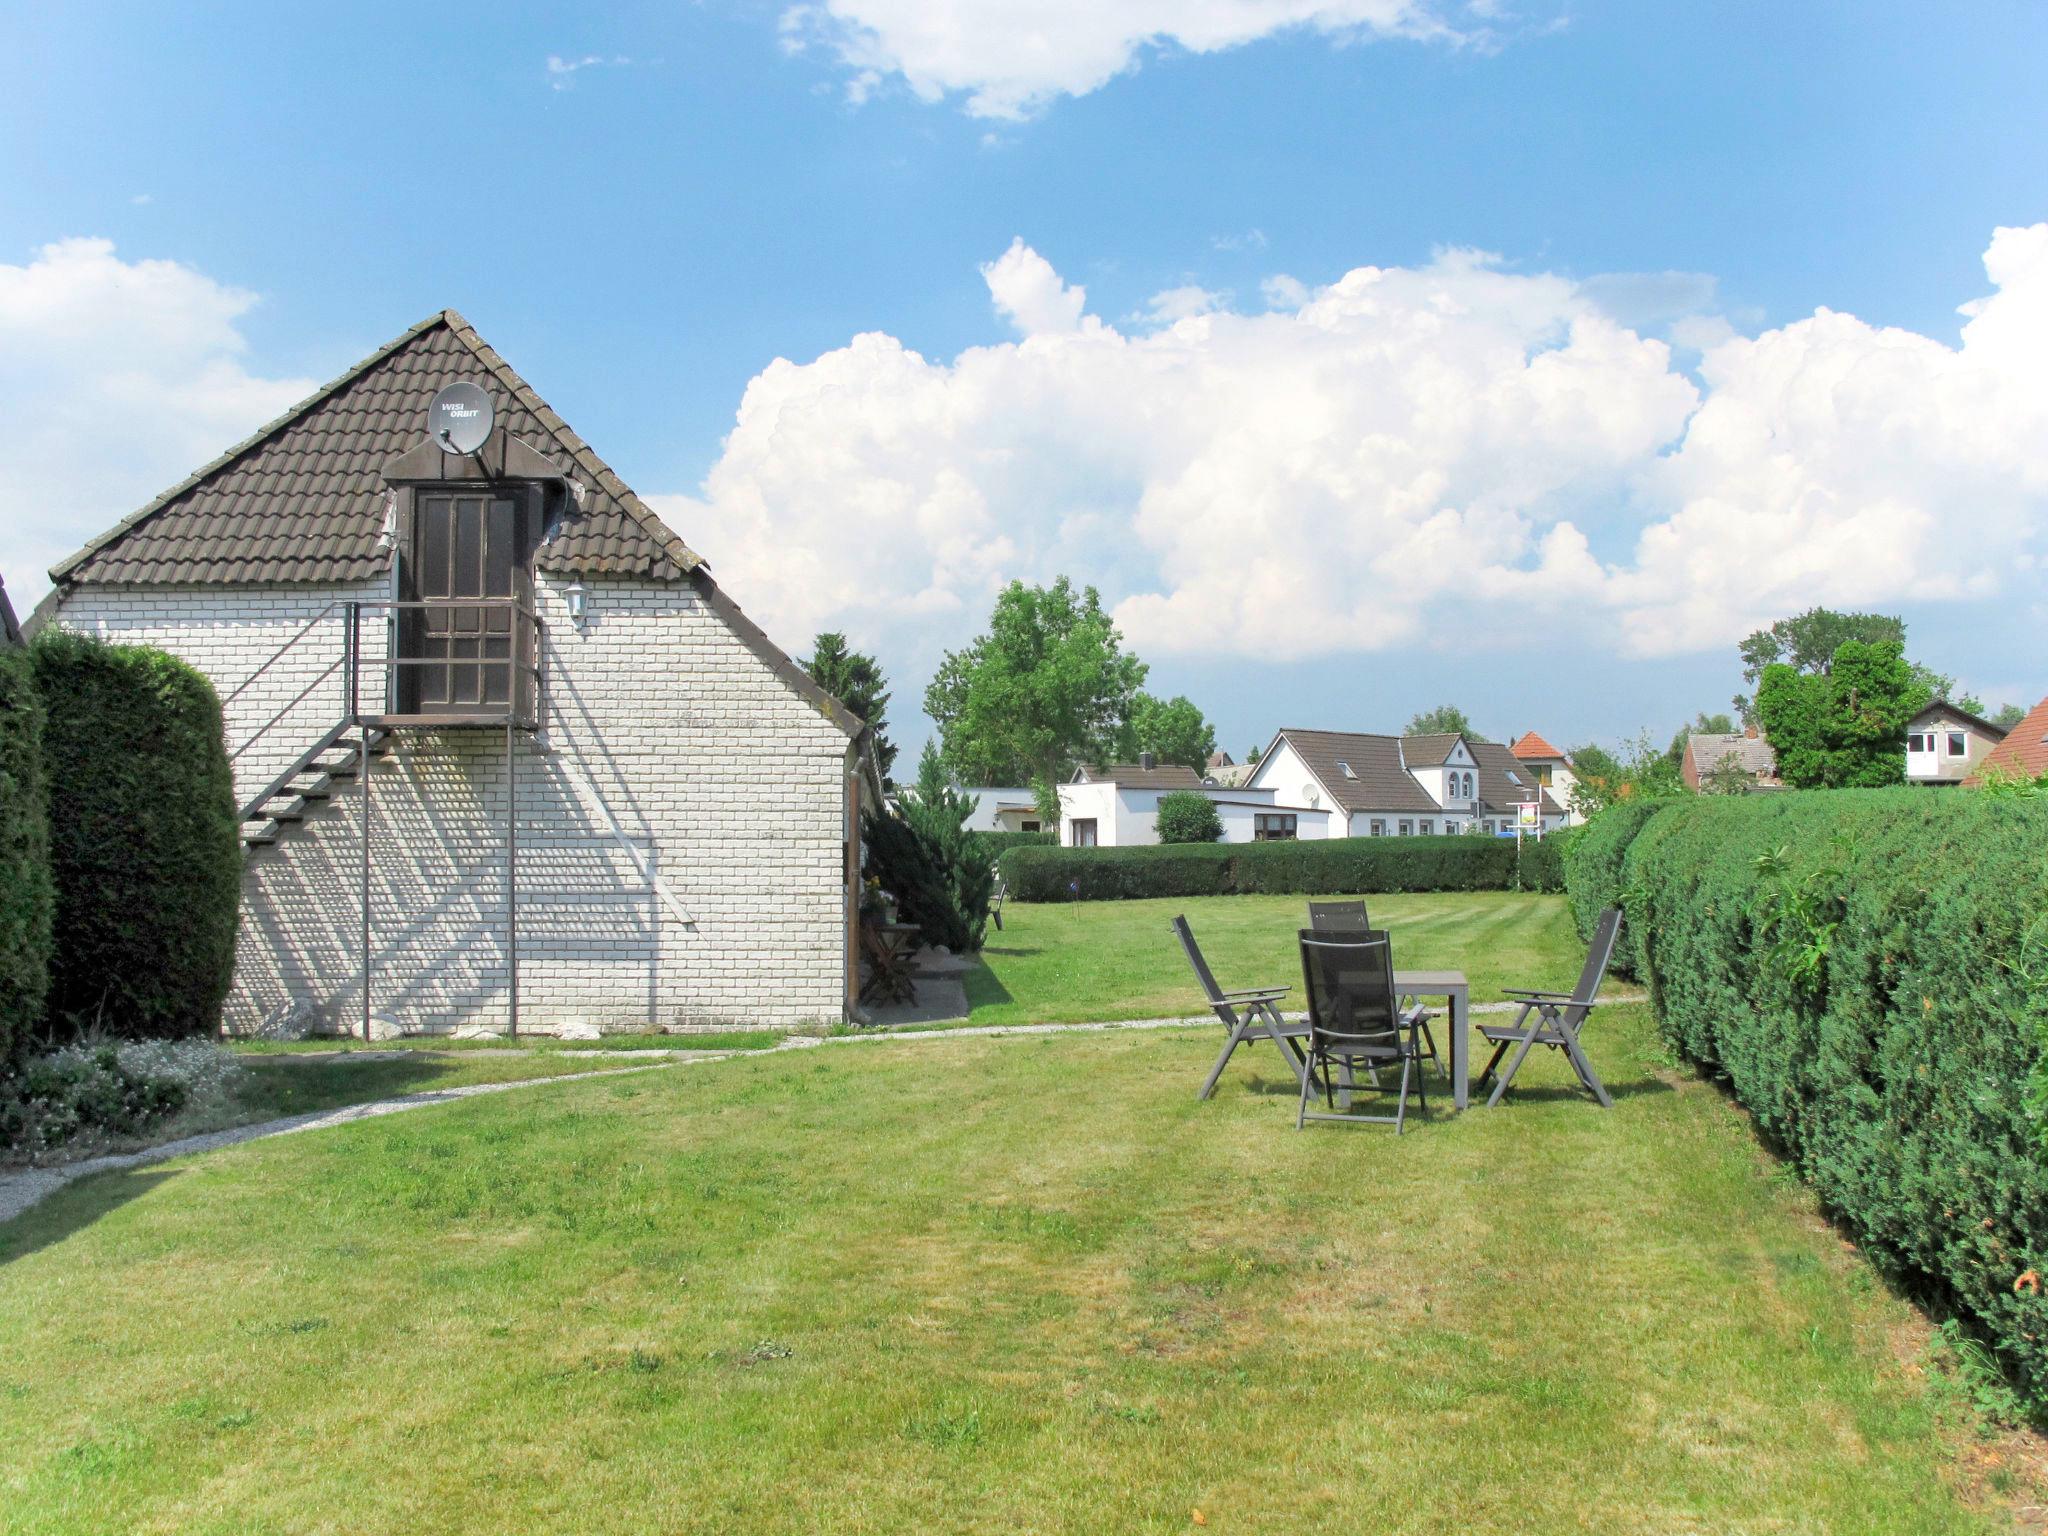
[975,829,1055,857]
[999,833,1567,902]
[1606,789,2048,1410]
[1560,798,1673,958]
[32,631,240,1042]
[0,645,52,1060]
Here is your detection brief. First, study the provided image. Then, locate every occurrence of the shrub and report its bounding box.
[0,644,52,1061]
[999,834,1528,903]
[863,755,998,953]
[0,1035,243,1162]
[1155,791,1223,844]
[974,829,1055,857]
[1614,789,2048,1413]
[30,630,240,1043]
[1560,798,1673,958]
[1514,827,1576,894]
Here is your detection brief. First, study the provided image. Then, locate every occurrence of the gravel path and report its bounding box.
[0,994,1648,1229]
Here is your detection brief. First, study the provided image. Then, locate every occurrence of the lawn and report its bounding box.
[0,1003,2021,1534]
[965,890,1588,1026]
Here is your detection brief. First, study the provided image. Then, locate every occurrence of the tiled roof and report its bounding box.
[1073,763,1207,791]
[51,310,703,588]
[1510,730,1565,761]
[1271,730,1441,814]
[1687,733,1778,780]
[1400,732,1463,767]
[1907,699,2008,740]
[1469,741,1565,818]
[1968,696,2048,784]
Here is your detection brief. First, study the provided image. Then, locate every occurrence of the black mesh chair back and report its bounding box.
[1297,931,1402,1057]
[1568,907,1624,1008]
[1307,899,1371,935]
[1172,914,1228,1006]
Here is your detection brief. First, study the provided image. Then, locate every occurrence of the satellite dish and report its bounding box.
[429,382,494,455]
[1304,785,1321,807]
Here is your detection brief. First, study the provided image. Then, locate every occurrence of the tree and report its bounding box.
[804,632,896,781]
[1405,705,1487,740]
[1757,638,1917,789]
[1155,790,1223,844]
[1733,607,1960,724]
[1664,711,1735,767]
[1124,693,1216,773]
[1565,733,1682,817]
[1994,702,2029,730]
[1246,742,1263,765]
[862,741,997,953]
[924,578,1147,787]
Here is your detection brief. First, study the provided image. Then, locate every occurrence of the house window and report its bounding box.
[1070,819,1097,847]
[1253,813,1298,841]
[1946,732,1967,757]
[1419,820,1433,836]
[1908,732,1930,752]
[1398,820,1413,836]
[1337,760,1356,779]
[1369,819,1386,837]
[1020,820,1041,832]
[1532,766,1551,787]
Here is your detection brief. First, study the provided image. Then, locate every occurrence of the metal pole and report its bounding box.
[360,727,372,1045]
[506,715,518,1039]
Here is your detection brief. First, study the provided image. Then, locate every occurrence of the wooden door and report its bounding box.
[399,490,535,716]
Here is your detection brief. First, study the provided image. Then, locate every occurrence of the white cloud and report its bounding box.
[1137,284,1226,325]
[0,238,316,609]
[545,53,635,90]
[778,0,1489,119]
[662,226,2048,672]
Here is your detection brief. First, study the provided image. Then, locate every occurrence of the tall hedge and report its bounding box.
[31,630,240,1041]
[974,829,1056,858]
[999,833,1570,903]
[0,644,52,1060]
[1560,797,1673,956]
[1597,789,2048,1409]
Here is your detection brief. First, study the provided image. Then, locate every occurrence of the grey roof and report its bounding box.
[1072,762,1207,791]
[1688,732,1777,778]
[1468,740,1566,818]
[1269,730,1441,814]
[51,310,703,588]
[1399,732,1464,768]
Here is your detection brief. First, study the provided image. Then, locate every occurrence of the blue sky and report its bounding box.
[4,2,2046,759]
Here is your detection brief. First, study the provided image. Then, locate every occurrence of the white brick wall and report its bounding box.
[55,575,857,1032]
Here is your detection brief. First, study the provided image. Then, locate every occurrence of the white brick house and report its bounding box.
[32,311,881,1035]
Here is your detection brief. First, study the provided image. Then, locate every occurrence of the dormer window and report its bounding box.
[1337,760,1356,779]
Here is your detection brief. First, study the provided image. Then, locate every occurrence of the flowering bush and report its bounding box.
[0,1036,243,1162]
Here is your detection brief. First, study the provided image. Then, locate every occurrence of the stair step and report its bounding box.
[243,822,280,847]
[290,774,336,800]
[266,797,308,823]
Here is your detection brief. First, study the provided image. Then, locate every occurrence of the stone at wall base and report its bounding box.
[553,1020,603,1041]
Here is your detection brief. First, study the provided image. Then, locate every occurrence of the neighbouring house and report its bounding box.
[1058,755,1283,846]
[1681,727,1781,792]
[1508,731,1584,824]
[1966,695,2048,786]
[958,787,1046,834]
[30,310,882,1036]
[1238,729,1567,841]
[1905,700,2008,785]
[1203,751,1255,789]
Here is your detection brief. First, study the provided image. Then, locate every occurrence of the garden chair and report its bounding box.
[1475,907,1622,1109]
[1296,931,1429,1132]
[1173,915,1308,1099]
[1307,899,1438,1076]
[988,875,1008,933]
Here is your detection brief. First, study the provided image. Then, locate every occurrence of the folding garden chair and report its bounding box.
[1296,931,1429,1132]
[1307,899,1439,1076]
[1475,907,1623,1109]
[1173,915,1308,1099]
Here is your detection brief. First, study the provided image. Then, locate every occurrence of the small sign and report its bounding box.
[429,382,494,455]
[1516,800,1542,831]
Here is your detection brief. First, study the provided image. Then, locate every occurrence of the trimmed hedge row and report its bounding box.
[0,644,52,1060]
[33,631,240,1042]
[1560,797,1673,957]
[999,833,1566,903]
[975,829,1056,857]
[1597,790,2048,1409]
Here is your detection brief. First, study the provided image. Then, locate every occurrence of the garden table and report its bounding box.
[1393,970,1470,1110]
[859,921,923,1006]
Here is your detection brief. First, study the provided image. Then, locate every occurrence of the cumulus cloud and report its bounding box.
[0,238,316,607]
[662,226,2048,669]
[778,0,1489,119]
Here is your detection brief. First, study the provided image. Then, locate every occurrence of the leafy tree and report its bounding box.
[924,578,1147,787]
[1733,607,1961,724]
[1994,702,2030,730]
[1405,704,1488,739]
[1124,693,1216,773]
[1155,790,1223,844]
[803,631,896,781]
[863,741,996,953]
[1757,638,1917,789]
[1246,742,1263,765]
[1565,734,1682,817]
[1664,711,1736,766]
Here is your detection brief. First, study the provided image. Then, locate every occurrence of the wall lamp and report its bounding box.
[564,581,588,630]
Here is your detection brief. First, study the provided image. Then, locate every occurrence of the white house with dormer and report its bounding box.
[1906,701,2008,785]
